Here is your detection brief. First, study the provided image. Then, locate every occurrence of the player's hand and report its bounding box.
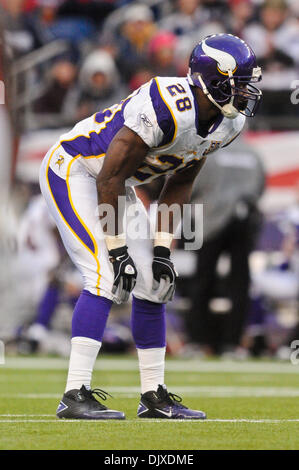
[108,246,137,303]
[152,246,178,303]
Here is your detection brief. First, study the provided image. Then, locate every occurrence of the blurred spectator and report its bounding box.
[243,0,299,67]
[161,0,226,37]
[147,31,179,76]
[159,0,228,36]
[201,0,230,22]
[159,0,210,36]
[243,0,299,117]
[21,0,97,58]
[57,0,116,27]
[34,58,77,116]
[228,0,255,37]
[68,49,128,121]
[34,49,129,124]
[4,0,299,132]
[159,0,225,74]
[1,0,35,56]
[182,139,265,357]
[128,66,154,92]
[105,3,157,81]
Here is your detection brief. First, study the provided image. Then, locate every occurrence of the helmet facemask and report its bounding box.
[190,66,262,119]
[212,68,262,118]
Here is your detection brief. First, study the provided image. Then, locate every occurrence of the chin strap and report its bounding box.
[188,71,239,119]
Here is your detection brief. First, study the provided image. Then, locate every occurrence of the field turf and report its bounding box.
[0,355,299,450]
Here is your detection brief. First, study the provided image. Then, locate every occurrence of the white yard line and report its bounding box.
[0,418,299,424]
[0,414,53,417]
[108,385,299,397]
[2,357,299,374]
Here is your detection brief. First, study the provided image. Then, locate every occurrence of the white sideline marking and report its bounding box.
[109,386,299,397]
[0,414,53,417]
[2,386,299,398]
[208,419,299,423]
[0,418,299,424]
[2,357,299,374]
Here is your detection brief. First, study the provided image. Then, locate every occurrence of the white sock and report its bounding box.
[137,347,166,394]
[65,336,101,393]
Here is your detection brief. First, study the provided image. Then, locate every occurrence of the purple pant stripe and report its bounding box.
[47,166,95,254]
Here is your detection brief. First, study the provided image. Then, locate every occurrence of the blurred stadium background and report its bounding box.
[1,0,299,362]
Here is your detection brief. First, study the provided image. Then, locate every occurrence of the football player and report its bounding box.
[39,34,262,420]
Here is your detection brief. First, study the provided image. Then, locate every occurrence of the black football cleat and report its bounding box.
[137,384,206,420]
[56,385,125,420]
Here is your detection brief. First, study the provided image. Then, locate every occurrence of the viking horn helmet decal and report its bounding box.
[202,39,237,73]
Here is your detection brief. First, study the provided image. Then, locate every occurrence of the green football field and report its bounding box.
[1,355,299,450]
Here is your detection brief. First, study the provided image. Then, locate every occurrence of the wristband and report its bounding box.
[153,232,174,250]
[153,245,170,258]
[105,233,126,251]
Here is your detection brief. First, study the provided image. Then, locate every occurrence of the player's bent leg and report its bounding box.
[65,291,111,393]
[132,296,206,419]
[56,292,125,420]
[132,295,166,393]
[131,296,164,414]
[39,148,125,419]
[39,145,115,300]
[126,198,206,418]
[132,296,166,352]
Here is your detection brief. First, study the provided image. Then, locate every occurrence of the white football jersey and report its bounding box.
[58,76,245,186]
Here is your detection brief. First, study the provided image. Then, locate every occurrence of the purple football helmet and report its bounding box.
[188,33,262,119]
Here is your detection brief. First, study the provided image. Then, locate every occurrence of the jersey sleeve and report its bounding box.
[123,78,176,148]
[221,114,246,148]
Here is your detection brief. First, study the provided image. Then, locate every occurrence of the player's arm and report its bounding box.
[96,125,149,302]
[152,157,206,303]
[96,126,149,233]
[156,157,207,234]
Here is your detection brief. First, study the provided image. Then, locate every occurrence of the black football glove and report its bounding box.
[108,246,137,303]
[152,246,178,303]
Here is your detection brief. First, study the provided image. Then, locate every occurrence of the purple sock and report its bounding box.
[35,285,60,328]
[131,296,166,349]
[72,290,112,342]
